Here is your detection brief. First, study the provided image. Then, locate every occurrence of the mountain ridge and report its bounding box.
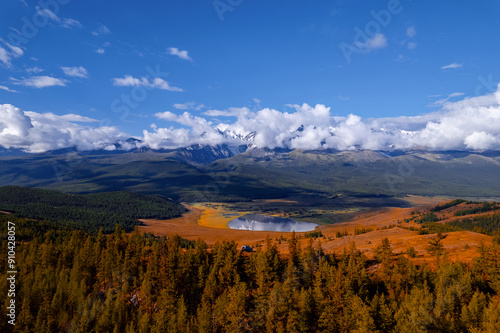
[0,146,499,201]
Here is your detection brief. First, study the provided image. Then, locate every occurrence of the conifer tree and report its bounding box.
[394,285,435,333]
[461,289,488,331]
[481,296,500,333]
[426,232,445,257]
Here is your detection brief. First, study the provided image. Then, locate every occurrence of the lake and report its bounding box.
[228,214,319,232]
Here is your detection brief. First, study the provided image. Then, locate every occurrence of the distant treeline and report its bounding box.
[454,202,500,217]
[421,200,500,237]
[415,212,439,223]
[447,213,500,236]
[430,199,466,212]
[2,215,500,332]
[0,186,185,233]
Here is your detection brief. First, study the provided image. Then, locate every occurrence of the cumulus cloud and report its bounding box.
[61,66,88,78]
[355,33,388,53]
[168,47,192,61]
[0,104,127,152]
[141,84,500,151]
[0,104,33,148]
[112,75,182,92]
[11,76,67,88]
[464,131,500,150]
[441,62,463,70]
[2,85,500,153]
[142,111,224,149]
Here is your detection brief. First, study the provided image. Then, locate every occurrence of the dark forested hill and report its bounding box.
[0,186,186,233]
[0,148,499,202]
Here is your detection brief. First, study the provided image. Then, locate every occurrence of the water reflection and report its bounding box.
[228,214,319,232]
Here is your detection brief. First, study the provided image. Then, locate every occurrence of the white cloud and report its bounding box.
[0,85,19,93]
[441,62,463,70]
[140,84,500,151]
[168,47,192,61]
[35,6,81,29]
[355,33,388,53]
[0,40,24,67]
[25,112,97,123]
[173,102,205,110]
[0,104,33,148]
[143,111,223,149]
[11,76,67,88]
[92,25,111,36]
[407,26,416,38]
[204,107,250,117]
[0,104,127,152]
[61,18,82,29]
[61,66,88,78]
[367,34,388,49]
[429,92,465,107]
[3,85,500,153]
[36,6,60,22]
[464,131,500,150]
[26,67,44,74]
[4,42,23,57]
[407,42,417,50]
[112,75,182,92]
[96,48,105,54]
[0,48,11,66]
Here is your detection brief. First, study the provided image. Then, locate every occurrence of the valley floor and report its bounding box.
[137,195,494,265]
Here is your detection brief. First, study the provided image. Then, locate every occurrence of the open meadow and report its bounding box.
[137,196,496,266]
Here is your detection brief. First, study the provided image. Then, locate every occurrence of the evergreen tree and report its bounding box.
[481,296,500,333]
[461,289,488,331]
[394,285,435,333]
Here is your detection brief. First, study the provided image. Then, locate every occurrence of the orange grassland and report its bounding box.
[137,197,494,263]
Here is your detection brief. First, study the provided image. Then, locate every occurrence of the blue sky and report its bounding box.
[1,0,500,152]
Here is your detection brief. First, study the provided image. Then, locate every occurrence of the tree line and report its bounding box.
[0,186,186,233]
[1,214,500,332]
